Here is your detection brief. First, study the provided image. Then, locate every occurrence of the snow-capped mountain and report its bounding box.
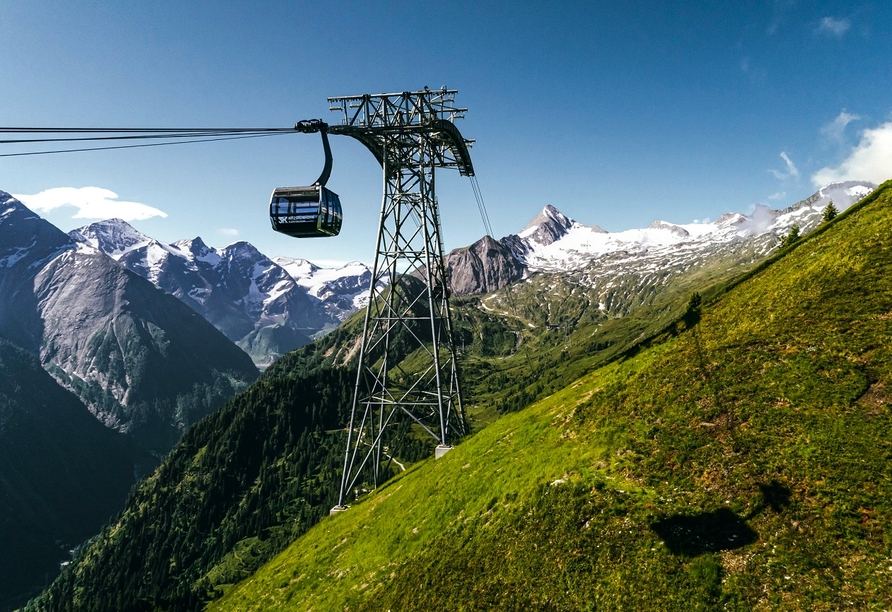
[273,256,385,321]
[71,220,381,367]
[69,217,152,257]
[507,181,874,273]
[447,182,876,323]
[0,192,259,454]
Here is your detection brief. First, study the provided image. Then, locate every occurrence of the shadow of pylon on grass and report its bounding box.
[650,508,758,556]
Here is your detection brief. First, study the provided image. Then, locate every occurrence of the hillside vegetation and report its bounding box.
[210,182,892,610]
[24,362,355,611]
[0,338,138,610]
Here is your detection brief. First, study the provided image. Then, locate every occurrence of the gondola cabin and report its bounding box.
[269,185,343,238]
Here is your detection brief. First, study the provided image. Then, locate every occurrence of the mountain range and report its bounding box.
[69,220,383,367]
[1,192,260,458]
[69,180,874,363]
[447,180,875,305]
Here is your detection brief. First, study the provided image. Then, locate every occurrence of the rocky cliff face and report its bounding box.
[0,198,70,354]
[0,192,258,455]
[445,235,525,296]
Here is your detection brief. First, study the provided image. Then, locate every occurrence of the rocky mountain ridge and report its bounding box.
[71,220,382,367]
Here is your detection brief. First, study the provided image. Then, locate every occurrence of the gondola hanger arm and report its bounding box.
[293,119,332,188]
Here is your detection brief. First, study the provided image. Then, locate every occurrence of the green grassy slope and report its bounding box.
[211,182,892,611]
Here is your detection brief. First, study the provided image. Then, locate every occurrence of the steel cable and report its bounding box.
[0,127,297,157]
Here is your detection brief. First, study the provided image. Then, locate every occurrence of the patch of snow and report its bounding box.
[196,250,222,265]
[187,287,210,305]
[0,248,28,268]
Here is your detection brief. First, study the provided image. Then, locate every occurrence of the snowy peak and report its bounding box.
[272,256,319,279]
[166,237,223,267]
[222,240,265,264]
[519,204,576,247]
[1,192,76,272]
[784,180,875,215]
[772,180,876,234]
[715,212,747,226]
[0,190,26,220]
[173,236,209,255]
[276,257,381,312]
[522,204,573,231]
[69,218,151,259]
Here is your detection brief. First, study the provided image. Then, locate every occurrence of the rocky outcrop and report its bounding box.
[445,235,525,296]
[519,204,575,246]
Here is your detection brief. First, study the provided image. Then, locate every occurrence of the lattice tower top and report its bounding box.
[326,87,474,176]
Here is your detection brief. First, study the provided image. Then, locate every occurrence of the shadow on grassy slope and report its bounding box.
[652,508,758,556]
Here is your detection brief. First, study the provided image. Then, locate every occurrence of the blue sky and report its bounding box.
[2,1,891,266]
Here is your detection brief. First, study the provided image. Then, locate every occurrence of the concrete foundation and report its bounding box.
[435,444,453,459]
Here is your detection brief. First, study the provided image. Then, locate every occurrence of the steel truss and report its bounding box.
[328,89,474,508]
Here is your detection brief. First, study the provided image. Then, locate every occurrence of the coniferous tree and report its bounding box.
[779,224,800,248]
[822,200,838,222]
[683,292,702,328]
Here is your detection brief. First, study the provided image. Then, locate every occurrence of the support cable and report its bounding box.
[468,175,536,378]
[469,175,494,239]
[0,133,291,158]
[0,127,298,158]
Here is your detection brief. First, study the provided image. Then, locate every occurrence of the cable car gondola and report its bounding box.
[270,120,343,238]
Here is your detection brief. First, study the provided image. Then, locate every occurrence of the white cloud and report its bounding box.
[770,151,800,180]
[217,228,240,238]
[812,122,892,187]
[817,16,851,37]
[12,187,167,221]
[740,203,777,235]
[768,191,786,201]
[820,110,860,142]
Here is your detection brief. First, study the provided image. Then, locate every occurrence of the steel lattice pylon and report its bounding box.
[328,88,474,509]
